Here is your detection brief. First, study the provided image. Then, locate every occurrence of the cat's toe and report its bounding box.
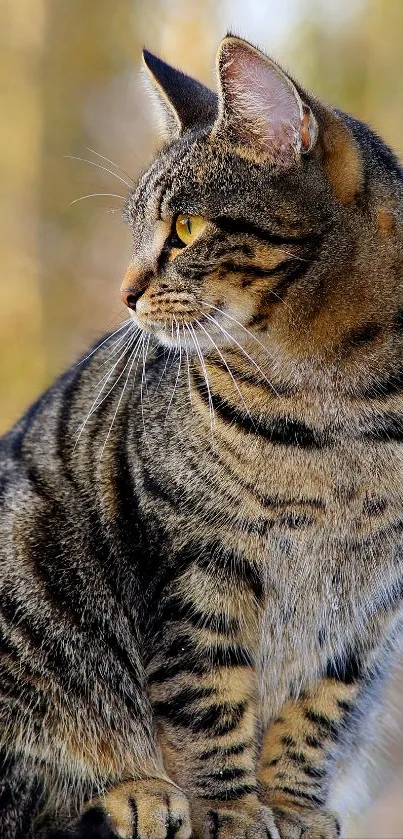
[192,801,279,839]
[272,805,341,839]
[102,778,191,838]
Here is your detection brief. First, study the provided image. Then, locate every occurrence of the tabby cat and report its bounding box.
[1,33,403,839]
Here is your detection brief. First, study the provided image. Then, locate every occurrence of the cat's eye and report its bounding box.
[175,214,206,246]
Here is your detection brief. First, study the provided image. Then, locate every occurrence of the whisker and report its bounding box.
[153,346,174,397]
[164,319,182,424]
[64,155,133,190]
[69,192,126,205]
[100,336,143,458]
[85,146,135,182]
[200,301,276,363]
[83,333,140,425]
[188,322,215,440]
[183,324,195,415]
[92,327,139,389]
[141,334,153,413]
[74,331,141,446]
[278,247,308,263]
[74,320,133,368]
[140,333,152,446]
[202,311,280,397]
[100,326,136,368]
[194,318,256,425]
[264,284,294,313]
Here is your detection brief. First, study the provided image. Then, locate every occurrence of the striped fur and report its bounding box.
[2,35,403,839]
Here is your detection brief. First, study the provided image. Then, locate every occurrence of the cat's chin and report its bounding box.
[127,310,215,352]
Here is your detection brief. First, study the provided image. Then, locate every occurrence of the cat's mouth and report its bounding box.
[128,303,213,350]
[126,293,250,354]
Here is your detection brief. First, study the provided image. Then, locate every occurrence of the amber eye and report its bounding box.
[175,214,206,246]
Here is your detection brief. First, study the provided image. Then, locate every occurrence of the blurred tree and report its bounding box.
[0,0,46,429]
[287,0,403,154]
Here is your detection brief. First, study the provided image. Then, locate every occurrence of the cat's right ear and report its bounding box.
[142,49,217,141]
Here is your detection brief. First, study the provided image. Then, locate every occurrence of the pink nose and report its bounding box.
[120,264,149,310]
[120,287,143,310]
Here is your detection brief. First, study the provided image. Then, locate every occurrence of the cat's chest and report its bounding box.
[148,408,403,631]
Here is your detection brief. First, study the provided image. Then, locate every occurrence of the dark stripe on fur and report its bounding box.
[325,649,364,684]
[364,411,403,442]
[207,355,293,396]
[199,782,258,801]
[305,735,323,749]
[193,371,329,448]
[220,260,287,278]
[153,697,246,734]
[341,322,382,351]
[159,592,239,636]
[357,369,403,399]
[195,541,264,602]
[273,786,325,807]
[304,710,339,740]
[214,216,317,246]
[199,741,251,760]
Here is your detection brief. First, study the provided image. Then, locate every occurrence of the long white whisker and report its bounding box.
[99,338,142,458]
[64,155,132,190]
[278,247,308,263]
[164,320,182,424]
[189,322,215,440]
[140,333,152,446]
[264,284,294,313]
[74,331,141,446]
[84,333,140,422]
[194,318,255,425]
[183,324,194,415]
[100,326,136,368]
[200,301,276,362]
[69,192,126,205]
[85,146,135,182]
[203,312,280,397]
[153,346,173,396]
[92,328,139,390]
[141,334,153,413]
[74,320,132,367]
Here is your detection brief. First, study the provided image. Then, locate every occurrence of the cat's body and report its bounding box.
[1,35,403,839]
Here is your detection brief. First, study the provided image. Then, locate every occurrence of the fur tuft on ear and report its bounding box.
[212,36,318,166]
[142,49,217,142]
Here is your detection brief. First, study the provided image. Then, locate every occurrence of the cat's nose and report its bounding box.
[120,264,151,310]
[121,287,143,310]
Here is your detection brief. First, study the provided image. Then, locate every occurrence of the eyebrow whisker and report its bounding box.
[64,155,133,190]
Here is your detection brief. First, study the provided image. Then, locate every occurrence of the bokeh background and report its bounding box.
[2,0,403,834]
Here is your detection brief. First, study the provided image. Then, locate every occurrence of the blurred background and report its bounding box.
[1,0,403,834]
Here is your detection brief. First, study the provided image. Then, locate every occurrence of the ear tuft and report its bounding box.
[142,49,217,142]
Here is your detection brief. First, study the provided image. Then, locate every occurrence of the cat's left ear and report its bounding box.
[212,36,318,166]
[142,49,217,141]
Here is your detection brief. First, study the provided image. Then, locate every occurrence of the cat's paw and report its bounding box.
[62,779,192,839]
[272,805,341,839]
[192,800,279,839]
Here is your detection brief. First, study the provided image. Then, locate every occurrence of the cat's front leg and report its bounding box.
[147,604,278,838]
[258,675,359,838]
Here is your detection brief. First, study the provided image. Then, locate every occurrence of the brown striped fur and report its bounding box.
[1,34,403,839]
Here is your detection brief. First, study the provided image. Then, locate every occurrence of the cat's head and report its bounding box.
[122,35,401,366]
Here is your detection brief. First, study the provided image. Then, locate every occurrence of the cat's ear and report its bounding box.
[212,36,318,166]
[142,49,218,141]
[212,36,363,202]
